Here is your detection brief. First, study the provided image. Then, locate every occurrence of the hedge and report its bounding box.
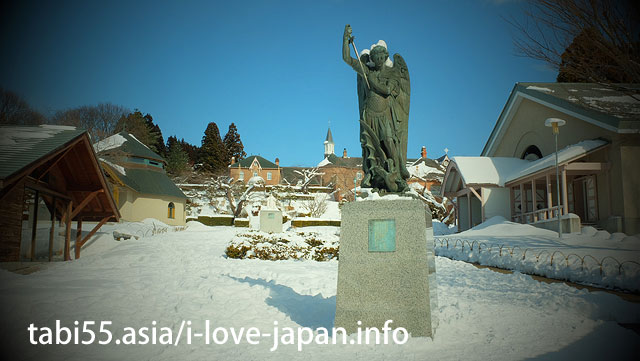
[291,218,341,227]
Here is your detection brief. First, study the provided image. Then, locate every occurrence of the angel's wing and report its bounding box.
[392,53,410,160]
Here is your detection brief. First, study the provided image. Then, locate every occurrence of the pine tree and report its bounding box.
[166,135,189,175]
[199,122,228,173]
[144,113,166,156]
[223,122,246,163]
[114,110,166,155]
[179,138,199,166]
[115,110,155,148]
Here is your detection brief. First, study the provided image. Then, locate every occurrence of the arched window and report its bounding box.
[521,145,543,161]
[168,202,175,219]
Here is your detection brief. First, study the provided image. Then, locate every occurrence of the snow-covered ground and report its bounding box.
[435,217,640,291]
[1,221,639,360]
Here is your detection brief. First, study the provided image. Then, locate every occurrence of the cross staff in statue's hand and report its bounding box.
[343,24,371,89]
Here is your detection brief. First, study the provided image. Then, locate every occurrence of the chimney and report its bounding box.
[343,148,348,158]
[275,157,280,167]
[421,146,427,159]
[230,156,236,165]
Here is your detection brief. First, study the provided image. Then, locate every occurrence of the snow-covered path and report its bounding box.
[1,223,639,360]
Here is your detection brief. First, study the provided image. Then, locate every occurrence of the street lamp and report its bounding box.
[545,117,566,238]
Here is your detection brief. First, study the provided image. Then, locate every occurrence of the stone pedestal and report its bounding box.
[259,209,282,233]
[335,199,437,337]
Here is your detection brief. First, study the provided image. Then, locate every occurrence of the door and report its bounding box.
[584,176,598,222]
[572,175,598,223]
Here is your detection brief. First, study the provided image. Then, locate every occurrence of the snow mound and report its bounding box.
[593,230,611,240]
[608,232,626,241]
[186,221,213,231]
[581,226,598,237]
[458,216,557,238]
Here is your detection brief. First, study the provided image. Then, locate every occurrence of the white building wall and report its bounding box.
[482,187,512,221]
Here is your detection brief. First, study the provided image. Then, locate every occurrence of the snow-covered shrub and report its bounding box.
[226,230,339,261]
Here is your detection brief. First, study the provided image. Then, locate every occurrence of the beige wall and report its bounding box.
[117,187,186,226]
[492,98,616,158]
[490,97,640,234]
[482,187,511,221]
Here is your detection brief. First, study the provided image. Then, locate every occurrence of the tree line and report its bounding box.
[0,88,246,176]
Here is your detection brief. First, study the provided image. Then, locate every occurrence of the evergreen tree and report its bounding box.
[114,110,165,155]
[165,135,189,175]
[223,122,246,163]
[199,122,228,173]
[144,113,166,156]
[115,110,154,148]
[179,138,199,166]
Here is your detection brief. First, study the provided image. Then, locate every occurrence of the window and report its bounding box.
[168,202,175,219]
[521,145,542,161]
[267,172,272,180]
[253,172,258,177]
[238,171,244,180]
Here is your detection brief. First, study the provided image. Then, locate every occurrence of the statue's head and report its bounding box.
[370,45,389,70]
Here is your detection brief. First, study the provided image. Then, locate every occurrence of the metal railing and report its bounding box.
[435,236,640,292]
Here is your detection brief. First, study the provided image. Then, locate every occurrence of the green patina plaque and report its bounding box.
[368,219,396,252]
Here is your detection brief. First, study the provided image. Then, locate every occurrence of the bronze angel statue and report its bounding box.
[342,24,411,193]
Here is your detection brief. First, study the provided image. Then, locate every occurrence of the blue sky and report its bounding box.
[0,0,555,166]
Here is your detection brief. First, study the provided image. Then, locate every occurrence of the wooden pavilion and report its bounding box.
[0,125,120,261]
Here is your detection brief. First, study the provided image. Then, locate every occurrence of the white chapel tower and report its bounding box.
[324,127,335,158]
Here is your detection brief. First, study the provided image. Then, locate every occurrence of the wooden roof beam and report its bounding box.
[70,189,104,219]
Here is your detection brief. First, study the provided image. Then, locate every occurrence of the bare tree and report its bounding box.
[293,167,325,193]
[302,194,328,218]
[0,88,45,125]
[51,103,129,141]
[212,176,258,219]
[506,0,640,84]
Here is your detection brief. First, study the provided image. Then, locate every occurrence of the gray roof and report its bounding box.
[101,162,186,199]
[322,153,362,168]
[518,82,640,122]
[233,155,279,169]
[0,125,86,180]
[280,167,322,185]
[325,127,334,144]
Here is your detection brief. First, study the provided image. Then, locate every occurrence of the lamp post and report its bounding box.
[545,117,566,238]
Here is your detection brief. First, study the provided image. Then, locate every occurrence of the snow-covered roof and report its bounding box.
[317,157,331,167]
[94,132,164,162]
[452,157,528,187]
[452,139,608,187]
[408,160,444,180]
[508,139,607,183]
[0,125,85,179]
[94,134,127,152]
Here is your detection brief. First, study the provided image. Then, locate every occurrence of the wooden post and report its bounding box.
[519,183,525,223]
[49,197,56,262]
[30,190,40,261]
[75,219,83,260]
[546,174,552,220]
[467,191,472,230]
[64,200,72,261]
[562,167,568,216]
[76,216,111,259]
[510,187,515,221]
[531,179,537,222]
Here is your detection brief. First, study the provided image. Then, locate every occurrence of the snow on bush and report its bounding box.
[226,229,339,261]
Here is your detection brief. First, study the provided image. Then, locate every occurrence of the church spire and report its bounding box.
[324,125,335,157]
